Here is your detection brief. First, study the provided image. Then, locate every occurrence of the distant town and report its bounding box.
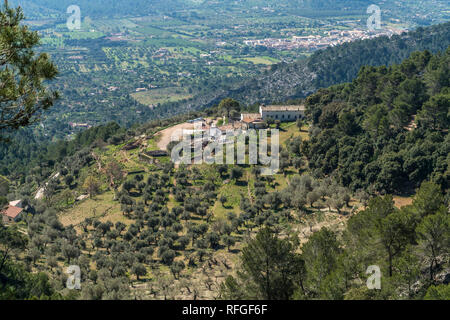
[243,27,406,51]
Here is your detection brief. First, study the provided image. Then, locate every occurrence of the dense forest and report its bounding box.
[304,48,449,194]
[0,123,125,179]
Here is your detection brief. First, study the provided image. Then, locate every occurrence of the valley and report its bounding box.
[7,0,448,140]
[0,0,448,302]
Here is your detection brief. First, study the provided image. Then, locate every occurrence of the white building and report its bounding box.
[259,105,305,122]
[9,200,23,208]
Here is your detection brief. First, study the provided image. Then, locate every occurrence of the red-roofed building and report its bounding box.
[1,205,24,223]
[240,113,267,129]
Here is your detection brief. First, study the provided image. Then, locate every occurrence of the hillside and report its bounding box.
[304,47,450,193]
[2,118,357,299]
[0,1,449,300]
[1,49,448,300]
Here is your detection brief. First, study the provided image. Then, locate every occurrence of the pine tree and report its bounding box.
[0,1,58,135]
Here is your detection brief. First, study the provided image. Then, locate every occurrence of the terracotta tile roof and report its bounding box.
[1,206,23,219]
[218,124,235,131]
[242,117,258,123]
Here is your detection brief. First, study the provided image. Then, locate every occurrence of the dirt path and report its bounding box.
[155,122,196,151]
[91,152,103,172]
[35,172,60,200]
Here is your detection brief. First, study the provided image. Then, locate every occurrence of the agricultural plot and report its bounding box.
[242,56,280,65]
[131,87,193,107]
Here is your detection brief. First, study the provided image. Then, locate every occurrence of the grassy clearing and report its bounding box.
[279,122,309,145]
[146,137,159,151]
[393,196,413,209]
[131,87,192,106]
[100,147,146,173]
[212,171,252,220]
[59,191,134,228]
[213,184,244,220]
